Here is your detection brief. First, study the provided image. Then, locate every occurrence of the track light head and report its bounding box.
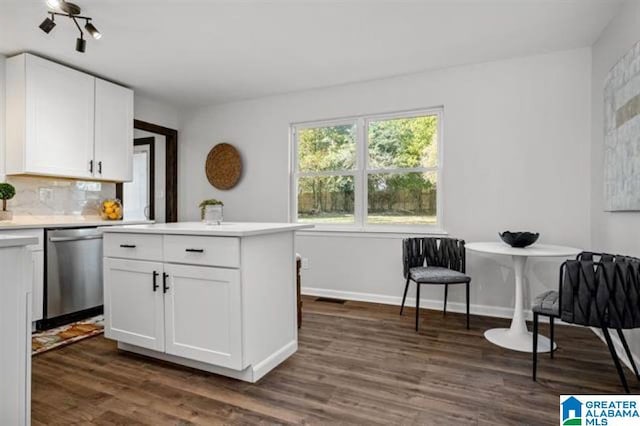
[84,21,101,40]
[39,16,56,34]
[75,35,86,52]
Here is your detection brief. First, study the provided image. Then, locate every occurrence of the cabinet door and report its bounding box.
[164,264,242,369]
[103,258,164,351]
[25,54,95,178]
[94,79,134,182]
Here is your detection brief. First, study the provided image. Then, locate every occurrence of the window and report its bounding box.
[291,108,442,230]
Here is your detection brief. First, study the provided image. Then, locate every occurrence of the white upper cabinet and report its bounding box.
[95,79,133,181]
[5,53,134,182]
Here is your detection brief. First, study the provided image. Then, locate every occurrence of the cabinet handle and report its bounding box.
[185,248,204,253]
[98,161,103,174]
[163,272,169,293]
[89,160,94,174]
[120,244,136,248]
[152,271,159,292]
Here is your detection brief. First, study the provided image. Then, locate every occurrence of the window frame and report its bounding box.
[290,107,444,233]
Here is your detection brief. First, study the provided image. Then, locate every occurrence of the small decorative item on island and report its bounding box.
[0,182,15,221]
[499,231,540,248]
[101,199,123,220]
[200,199,224,225]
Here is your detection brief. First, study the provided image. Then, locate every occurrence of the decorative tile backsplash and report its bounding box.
[5,176,116,215]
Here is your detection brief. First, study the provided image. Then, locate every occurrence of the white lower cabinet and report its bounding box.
[103,229,299,383]
[104,258,165,351]
[104,258,243,369]
[164,264,242,369]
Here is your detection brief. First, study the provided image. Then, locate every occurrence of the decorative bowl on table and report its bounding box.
[499,231,539,248]
[101,199,123,220]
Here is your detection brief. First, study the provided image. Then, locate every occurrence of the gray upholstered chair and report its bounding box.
[401,237,471,331]
[532,252,640,393]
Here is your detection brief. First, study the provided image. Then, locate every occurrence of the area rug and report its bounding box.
[32,315,104,355]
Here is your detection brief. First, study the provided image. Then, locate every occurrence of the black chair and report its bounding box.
[532,253,640,393]
[400,237,471,331]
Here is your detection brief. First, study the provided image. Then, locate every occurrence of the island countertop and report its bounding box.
[101,221,314,237]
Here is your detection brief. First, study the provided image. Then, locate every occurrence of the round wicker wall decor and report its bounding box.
[205,143,242,190]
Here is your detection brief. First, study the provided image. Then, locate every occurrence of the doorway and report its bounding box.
[116,120,178,222]
[123,137,155,220]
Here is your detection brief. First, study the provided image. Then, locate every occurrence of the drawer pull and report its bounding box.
[120,244,136,248]
[185,248,204,253]
[163,272,169,293]
[152,271,159,292]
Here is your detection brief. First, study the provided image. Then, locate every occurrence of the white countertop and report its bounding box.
[466,242,581,257]
[0,234,38,248]
[101,221,314,237]
[0,215,154,230]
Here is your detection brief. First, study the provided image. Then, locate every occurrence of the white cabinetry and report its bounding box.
[0,229,44,322]
[95,79,133,181]
[164,263,242,369]
[6,53,134,182]
[104,258,165,351]
[0,237,36,426]
[102,224,304,383]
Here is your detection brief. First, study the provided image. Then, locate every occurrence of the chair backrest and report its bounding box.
[560,257,640,329]
[402,237,466,278]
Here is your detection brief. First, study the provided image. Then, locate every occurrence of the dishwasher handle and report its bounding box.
[49,235,103,243]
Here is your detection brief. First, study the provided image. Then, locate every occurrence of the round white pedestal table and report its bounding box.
[465,242,581,353]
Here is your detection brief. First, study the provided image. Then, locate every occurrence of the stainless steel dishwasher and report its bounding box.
[40,227,104,329]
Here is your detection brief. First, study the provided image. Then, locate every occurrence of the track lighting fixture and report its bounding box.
[76,34,86,53]
[84,21,101,40]
[38,0,101,53]
[38,16,56,34]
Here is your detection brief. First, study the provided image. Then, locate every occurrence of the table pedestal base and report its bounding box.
[484,328,556,353]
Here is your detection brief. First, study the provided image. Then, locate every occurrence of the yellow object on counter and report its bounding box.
[100,199,123,220]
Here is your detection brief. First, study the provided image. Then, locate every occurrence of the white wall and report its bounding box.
[134,94,180,131]
[591,0,640,362]
[591,0,640,257]
[180,48,592,315]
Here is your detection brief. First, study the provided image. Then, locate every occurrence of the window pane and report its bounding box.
[368,115,438,169]
[298,124,356,172]
[367,171,437,225]
[297,176,355,224]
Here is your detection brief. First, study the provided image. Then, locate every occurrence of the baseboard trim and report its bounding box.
[302,286,532,321]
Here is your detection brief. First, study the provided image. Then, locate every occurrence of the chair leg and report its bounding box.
[443,284,448,316]
[602,326,630,393]
[533,312,539,381]
[465,282,470,329]
[617,329,640,381]
[415,283,421,332]
[549,317,555,359]
[400,277,410,316]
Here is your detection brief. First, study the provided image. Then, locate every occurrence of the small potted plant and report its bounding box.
[0,182,16,221]
[199,199,224,225]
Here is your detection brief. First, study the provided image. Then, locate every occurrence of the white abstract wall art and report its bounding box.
[604,40,640,211]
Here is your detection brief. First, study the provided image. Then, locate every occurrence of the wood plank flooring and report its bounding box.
[32,296,636,425]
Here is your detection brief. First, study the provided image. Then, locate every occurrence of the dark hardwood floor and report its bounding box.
[32,296,635,425]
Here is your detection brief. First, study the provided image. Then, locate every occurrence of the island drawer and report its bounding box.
[163,235,240,268]
[104,233,163,261]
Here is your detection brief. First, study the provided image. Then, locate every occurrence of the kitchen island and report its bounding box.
[101,222,312,382]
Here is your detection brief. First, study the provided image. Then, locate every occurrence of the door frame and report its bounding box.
[117,120,178,222]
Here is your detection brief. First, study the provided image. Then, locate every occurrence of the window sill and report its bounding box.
[296,225,449,239]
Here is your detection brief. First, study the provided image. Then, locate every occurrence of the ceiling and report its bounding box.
[0,0,623,109]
